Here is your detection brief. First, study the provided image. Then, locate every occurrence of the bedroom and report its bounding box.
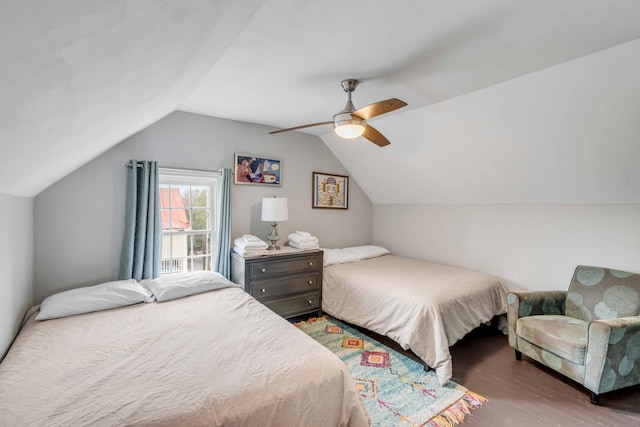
[1,1,640,425]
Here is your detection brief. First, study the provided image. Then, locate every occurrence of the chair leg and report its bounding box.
[590,392,600,405]
[515,349,522,361]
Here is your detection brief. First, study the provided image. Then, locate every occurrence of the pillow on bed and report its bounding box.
[322,245,390,266]
[139,270,239,302]
[36,279,154,321]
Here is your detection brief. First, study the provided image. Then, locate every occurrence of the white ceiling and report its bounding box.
[183,0,640,134]
[3,0,640,198]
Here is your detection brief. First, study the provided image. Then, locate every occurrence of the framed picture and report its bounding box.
[234,153,281,186]
[312,172,348,209]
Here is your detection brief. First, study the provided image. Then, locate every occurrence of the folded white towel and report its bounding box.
[288,233,319,245]
[289,241,320,250]
[234,236,268,249]
[295,231,311,237]
[241,246,267,253]
[243,234,264,243]
[233,246,268,257]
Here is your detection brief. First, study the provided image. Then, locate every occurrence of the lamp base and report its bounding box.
[266,222,281,250]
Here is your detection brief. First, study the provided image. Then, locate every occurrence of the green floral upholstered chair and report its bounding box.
[507,265,640,404]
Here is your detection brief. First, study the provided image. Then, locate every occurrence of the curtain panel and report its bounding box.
[119,160,161,281]
[214,168,232,278]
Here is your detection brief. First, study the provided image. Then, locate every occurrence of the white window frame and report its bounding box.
[159,167,219,275]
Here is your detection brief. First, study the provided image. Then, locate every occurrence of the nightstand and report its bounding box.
[231,248,323,319]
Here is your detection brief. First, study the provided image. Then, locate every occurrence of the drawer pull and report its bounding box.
[308,280,313,285]
[308,299,313,305]
[261,268,266,273]
[261,288,266,293]
[308,262,313,266]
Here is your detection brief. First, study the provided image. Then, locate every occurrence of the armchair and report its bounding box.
[507,265,640,404]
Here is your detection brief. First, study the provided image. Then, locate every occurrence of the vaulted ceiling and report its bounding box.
[3,1,640,201]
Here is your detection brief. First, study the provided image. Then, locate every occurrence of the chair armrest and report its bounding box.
[584,316,640,394]
[507,291,567,347]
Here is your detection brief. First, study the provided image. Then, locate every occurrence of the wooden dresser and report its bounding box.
[231,248,323,319]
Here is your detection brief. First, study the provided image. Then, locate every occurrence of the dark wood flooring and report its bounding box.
[354,323,640,427]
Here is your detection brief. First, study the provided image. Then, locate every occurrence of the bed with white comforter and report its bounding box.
[322,250,508,385]
[0,286,369,426]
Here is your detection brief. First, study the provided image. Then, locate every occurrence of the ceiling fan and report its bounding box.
[269,79,407,147]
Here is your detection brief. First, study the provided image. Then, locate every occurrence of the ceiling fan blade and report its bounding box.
[362,124,391,147]
[269,121,333,134]
[353,98,407,120]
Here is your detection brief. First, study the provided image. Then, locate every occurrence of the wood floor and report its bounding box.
[350,323,640,427]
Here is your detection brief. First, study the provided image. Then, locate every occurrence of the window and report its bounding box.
[159,168,219,275]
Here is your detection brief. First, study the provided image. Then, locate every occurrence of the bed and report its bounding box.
[0,274,370,426]
[321,246,508,385]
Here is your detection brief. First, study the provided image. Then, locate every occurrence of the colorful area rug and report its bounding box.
[294,316,485,427]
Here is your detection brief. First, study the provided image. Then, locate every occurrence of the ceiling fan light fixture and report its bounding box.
[333,112,366,139]
[269,79,406,147]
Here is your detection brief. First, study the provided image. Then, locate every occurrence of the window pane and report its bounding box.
[191,208,209,231]
[188,233,207,255]
[176,185,190,207]
[191,256,207,271]
[191,186,209,208]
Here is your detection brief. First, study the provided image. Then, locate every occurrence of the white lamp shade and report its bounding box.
[261,197,288,221]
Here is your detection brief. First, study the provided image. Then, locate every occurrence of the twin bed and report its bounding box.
[0,246,507,425]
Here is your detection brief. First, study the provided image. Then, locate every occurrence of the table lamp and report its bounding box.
[261,196,288,250]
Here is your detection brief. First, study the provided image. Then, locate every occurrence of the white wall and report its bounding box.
[33,111,373,302]
[0,193,33,358]
[374,204,640,291]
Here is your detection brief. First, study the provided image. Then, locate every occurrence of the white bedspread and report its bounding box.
[0,287,370,427]
[322,255,508,384]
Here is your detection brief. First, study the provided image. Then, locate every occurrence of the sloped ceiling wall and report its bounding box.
[0,0,262,197]
[2,1,639,206]
[322,38,640,205]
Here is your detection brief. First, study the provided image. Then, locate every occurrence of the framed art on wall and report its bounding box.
[312,172,348,209]
[234,153,281,186]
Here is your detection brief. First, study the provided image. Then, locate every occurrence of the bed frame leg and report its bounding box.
[590,392,600,405]
[515,349,522,361]
[423,364,432,372]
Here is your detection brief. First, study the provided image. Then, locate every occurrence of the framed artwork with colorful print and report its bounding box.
[234,153,281,186]
[312,172,348,209]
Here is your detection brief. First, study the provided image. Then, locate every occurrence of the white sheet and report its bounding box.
[0,287,370,427]
[322,255,508,384]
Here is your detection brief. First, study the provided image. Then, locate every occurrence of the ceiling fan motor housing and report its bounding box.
[334,79,366,137]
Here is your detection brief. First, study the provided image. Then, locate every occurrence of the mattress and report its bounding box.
[322,254,508,384]
[0,287,370,427]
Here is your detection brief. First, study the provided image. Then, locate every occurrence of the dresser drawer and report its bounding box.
[250,255,320,279]
[251,273,320,299]
[262,292,320,318]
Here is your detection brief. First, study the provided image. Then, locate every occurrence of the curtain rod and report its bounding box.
[126,162,224,175]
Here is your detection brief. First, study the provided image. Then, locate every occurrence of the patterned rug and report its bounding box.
[294,316,485,427]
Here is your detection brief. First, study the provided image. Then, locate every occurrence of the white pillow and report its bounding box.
[322,245,390,266]
[36,279,154,321]
[345,245,390,260]
[140,271,239,302]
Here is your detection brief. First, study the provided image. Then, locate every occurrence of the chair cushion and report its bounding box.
[566,266,640,322]
[516,315,588,364]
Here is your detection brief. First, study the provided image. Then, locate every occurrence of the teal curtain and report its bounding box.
[119,160,161,281]
[214,168,232,278]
